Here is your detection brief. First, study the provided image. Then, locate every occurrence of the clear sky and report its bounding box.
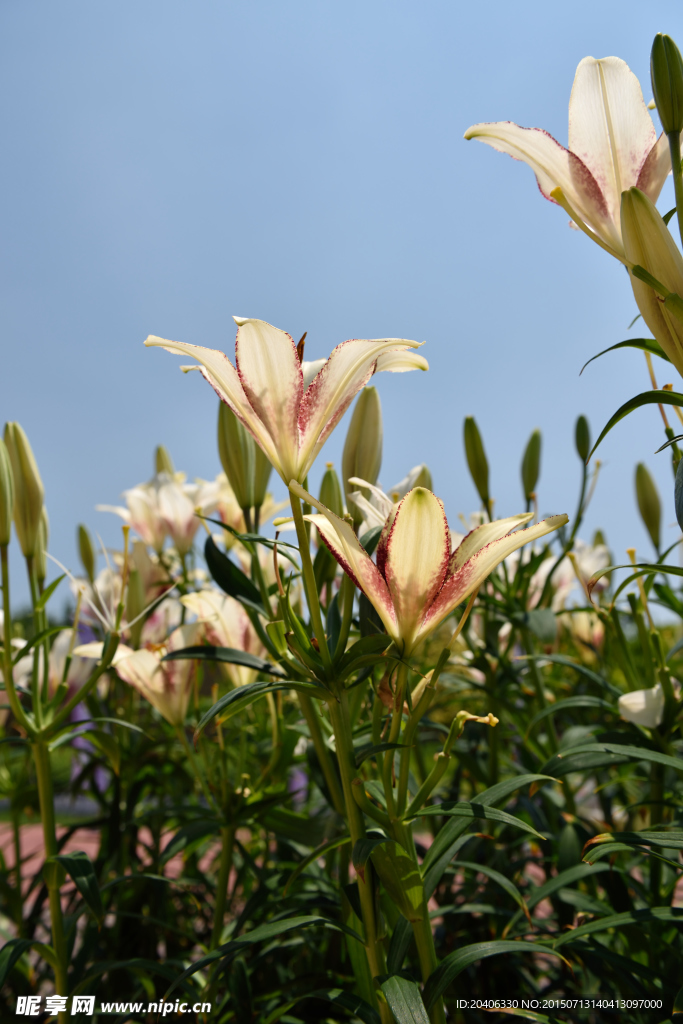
[2,0,683,605]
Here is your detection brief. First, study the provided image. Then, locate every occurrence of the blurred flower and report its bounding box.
[76,623,202,726]
[465,56,671,260]
[563,609,605,655]
[145,317,428,485]
[12,629,97,698]
[181,589,263,686]
[293,481,567,655]
[347,465,433,533]
[618,683,664,728]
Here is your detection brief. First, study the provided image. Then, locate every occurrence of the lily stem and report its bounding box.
[669,131,683,250]
[288,490,332,671]
[210,824,236,950]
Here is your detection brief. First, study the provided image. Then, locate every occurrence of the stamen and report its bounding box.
[296,332,307,363]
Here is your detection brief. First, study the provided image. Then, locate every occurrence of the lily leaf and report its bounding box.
[380,975,430,1024]
[541,742,683,778]
[160,819,222,866]
[415,801,546,840]
[204,536,266,616]
[588,390,683,461]
[162,645,287,678]
[51,851,103,924]
[194,679,328,740]
[579,337,668,376]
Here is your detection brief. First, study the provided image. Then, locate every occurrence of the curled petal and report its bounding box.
[449,513,533,573]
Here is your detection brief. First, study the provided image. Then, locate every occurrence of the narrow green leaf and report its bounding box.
[52,851,103,924]
[284,835,351,896]
[579,337,669,376]
[387,915,413,975]
[542,742,683,778]
[453,860,528,915]
[584,830,683,854]
[381,975,430,1024]
[162,644,287,677]
[355,741,408,768]
[0,939,58,986]
[589,390,683,460]
[339,633,392,674]
[194,679,328,739]
[353,831,393,872]
[204,535,266,615]
[415,801,546,839]
[11,625,64,664]
[160,819,222,866]
[359,525,383,555]
[35,574,66,611]
[423,940,567,1010]
[553,906,683,948]
[525,696,615,736]
[87,729,121,775]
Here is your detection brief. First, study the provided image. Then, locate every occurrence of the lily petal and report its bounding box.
[234,318,303,482]
[618,683,664,728]
[636,131,672,203]
[382,488,450,650]
[290,480,397,637]
[568,57,657,223]
[449,513,533,573]
[419,514,568,644]
[144,335,283,476]
[375,349,429,373]
[297,339,423,479]
[463,121,614,249]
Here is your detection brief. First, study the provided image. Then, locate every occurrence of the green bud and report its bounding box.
[155,444,175,476]
[521,429,542,502]
[411,464,433,491]
[592,529,607,547]
[621,187,683,377]
[78,524,96,583]
[342,387,383,526]
[318,463,344,517]
[575,416,590,463]
[217,401,272,512]
[35,508,49,585]
[463,416,490,508]
[651,33,683,135]
[0,438,15,547]
[635,462,661,551]
[126,567,145,648]
[4,422,44,558]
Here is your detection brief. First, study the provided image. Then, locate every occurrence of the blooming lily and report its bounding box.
[618,683,664,728]
[181,589,263,687]
[291,481,567,655]
[75,623,202,726]
[145,318,428,485]
[464,56,671,261]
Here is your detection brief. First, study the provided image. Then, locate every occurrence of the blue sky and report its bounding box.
[1,0,682,604]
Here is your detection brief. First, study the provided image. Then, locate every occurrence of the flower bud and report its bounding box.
[342,387,383,525]
[0,438,15,547]
[126,567,145,648]
[463,416,490,509]
[155,445,175,476]
[635,462,661,551]
[621,187,683,377]
[35,508,49,585]
[318,463,344,517]
[77,523,96,583]
[574,416,590,462]
[411,464,433,491]
[4,422,44,558]
[217,401,272,513]
[651,33,683,134]
[521,429,541,502]
[675,455,683,532]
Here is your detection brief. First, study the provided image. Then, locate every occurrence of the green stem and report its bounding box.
[177,728,218,812]
[297,694,345,815]
[670,131,683,250]
[33,739,68,1018]
[1,545,33,734]
[210,824,236,949]
[47,635,119,736]
[12,805,23,936]
[327,690,391,1024]
[289,490,332,671]
[649,762,664,905]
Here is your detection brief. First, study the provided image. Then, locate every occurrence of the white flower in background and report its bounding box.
[347,465,433,533]
[464,56,671,261]
[139,596,183,646]
[618,684,664,728]
[75,623,202,726]
[181,590,263,687]
[12,629,97,697]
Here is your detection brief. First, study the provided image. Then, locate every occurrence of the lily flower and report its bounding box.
[291,481,567,655]
[75,623,202,726]
[347,464,432,532]
[145,318,428,485]
[181,589,263,687]
[618,683,664,728]
[464,56,671,261]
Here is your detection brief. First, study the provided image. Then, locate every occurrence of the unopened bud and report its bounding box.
[217,401,272,512]
[651,33,683,134]
[635,463,661,551]
[621,187,683,377]
[35,508,49,585]
[0,438,14,547]
[155,445,175,476]
[342,387,383,525]
[4,422,44,558]
[411,464,433,491]
[463,416,490,509]
[575,416,590,463]
[675,457,683,533]
[126,567,145,647]
[78,524,96,583]
[318,463,344,517]
[521,429,542,501]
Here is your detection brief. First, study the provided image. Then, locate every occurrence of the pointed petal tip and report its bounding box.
[233,316,249,326]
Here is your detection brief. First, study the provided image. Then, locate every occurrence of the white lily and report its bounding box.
[75,623,202,726]
[347,465,433,532]
[145,318,428,485]
[464,56,671,260]
[181,590,263,687]
[618,683,664,728]
[291,481,567,655]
